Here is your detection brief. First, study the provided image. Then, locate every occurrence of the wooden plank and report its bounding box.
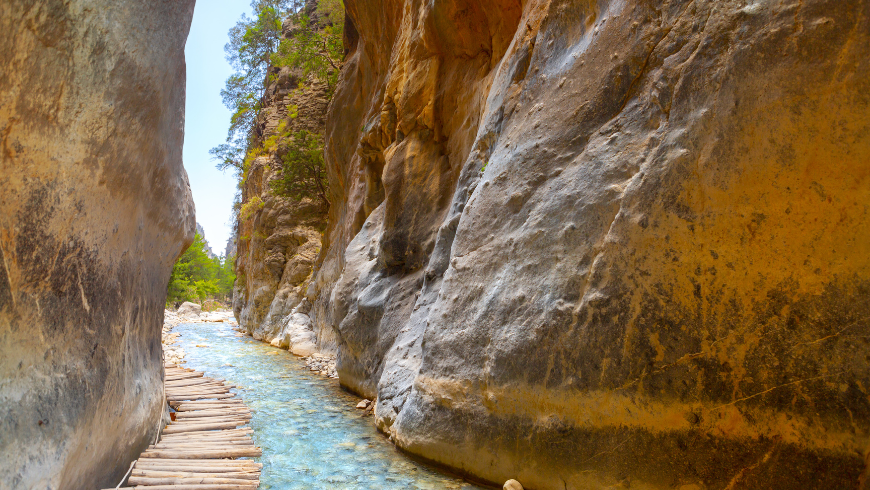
[174,411,251,419]
[166,394,236,401]
[132,470,259,479]
[135,460,261,467]
[140,448,263,458]
[173,404,246,411]
[165,373,205,380]
[129,485,258,490]
[170,417,248,426]
[128,476,258,485]
[162,422,247,434]
[132,469,258,477]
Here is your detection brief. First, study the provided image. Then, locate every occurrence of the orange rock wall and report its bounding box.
[312,0,870,488]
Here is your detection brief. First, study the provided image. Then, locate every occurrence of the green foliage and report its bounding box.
[166,233,236,305]
[271,0,344,92]
[269,129,329,209]
[211,0,295,175]
[239,196,265,222]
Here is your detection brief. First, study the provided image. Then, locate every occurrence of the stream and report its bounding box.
[172,321,487,490]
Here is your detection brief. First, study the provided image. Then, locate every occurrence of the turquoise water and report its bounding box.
[173,322,487,490]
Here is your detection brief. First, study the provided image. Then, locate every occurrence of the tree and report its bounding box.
[166,233,236,305]
[271,0,344,91]
[270,128,329,209]
[211,0,295,175]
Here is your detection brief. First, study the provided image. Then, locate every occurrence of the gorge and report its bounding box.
[2,0,870,489]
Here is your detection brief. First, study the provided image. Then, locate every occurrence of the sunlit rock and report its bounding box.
[0,1,195,488]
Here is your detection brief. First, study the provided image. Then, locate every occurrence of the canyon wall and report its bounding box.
[232,6,330,345]
[310,0,870,488]
[0,1,195,489]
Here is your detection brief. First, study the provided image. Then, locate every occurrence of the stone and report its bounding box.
[356,399,372,409]
[503,480,523,490]
[0,1,195,488]
[177,301,202,318]
[309,0,870,488]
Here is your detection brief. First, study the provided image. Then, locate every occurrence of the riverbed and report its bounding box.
[172,321,487,490]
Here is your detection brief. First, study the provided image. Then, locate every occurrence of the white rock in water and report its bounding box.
[504,480,523,490]
[356,399,372,409]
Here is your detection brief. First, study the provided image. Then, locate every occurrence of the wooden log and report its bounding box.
[128,485,258,490]
[159,429,253,439]
[174,404,246,411]
[157,440,254,447]
[166,387,231,394]
[165,388,232,395]
[166,394,235,401]
[128,476,257,485]
[157,438,254,446]
[134,463,260,471]
[165,373,204,380]
[140,448,263,459]
[158,433,253,440]
[175,410,251,419]
[166,380,226,388]
[135,459,261,467]
[155,440,254,447]
[161,426,253,434]
[172,400,245,405]
[132,469,258,477]
[153,439,255,446]
[175,411,250,419]
[162,422,246,434]
[156,443,254,449]
[159,432,254,440]
[131,470,258,479]
[157,443,254,449]
[170,418,248,426]
[165,376,224,384]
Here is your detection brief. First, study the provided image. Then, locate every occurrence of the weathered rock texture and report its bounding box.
[310,0,870,488]
[0,2,195,489]
[232,5,330,345]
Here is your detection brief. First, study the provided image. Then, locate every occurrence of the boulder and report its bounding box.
[177,301,202,318]
[0,1,195,488]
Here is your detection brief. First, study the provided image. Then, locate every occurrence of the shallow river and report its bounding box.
[173,321,486,490]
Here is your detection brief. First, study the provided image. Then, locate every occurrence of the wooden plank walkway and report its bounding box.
[105,363,262,490]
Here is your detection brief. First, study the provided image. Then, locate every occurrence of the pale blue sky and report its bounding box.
[183,0,251,256]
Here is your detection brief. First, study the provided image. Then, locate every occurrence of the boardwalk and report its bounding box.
[106,363,262,489]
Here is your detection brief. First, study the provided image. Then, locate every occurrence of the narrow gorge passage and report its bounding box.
[172,320,485,490]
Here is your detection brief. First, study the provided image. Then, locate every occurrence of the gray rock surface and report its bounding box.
[0,1,195,488]
[311,0,870,488]
[177,301,202,318]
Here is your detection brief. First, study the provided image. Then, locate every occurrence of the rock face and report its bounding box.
[0,2,195,489]
[232,8,330,346]
[310,0,870,488]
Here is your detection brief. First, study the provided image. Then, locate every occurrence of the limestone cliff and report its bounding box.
[0,1,195,489]
[232,6,330,344]
[310,0,870,488]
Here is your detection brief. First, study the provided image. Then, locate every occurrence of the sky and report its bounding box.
[183,0,251,257]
